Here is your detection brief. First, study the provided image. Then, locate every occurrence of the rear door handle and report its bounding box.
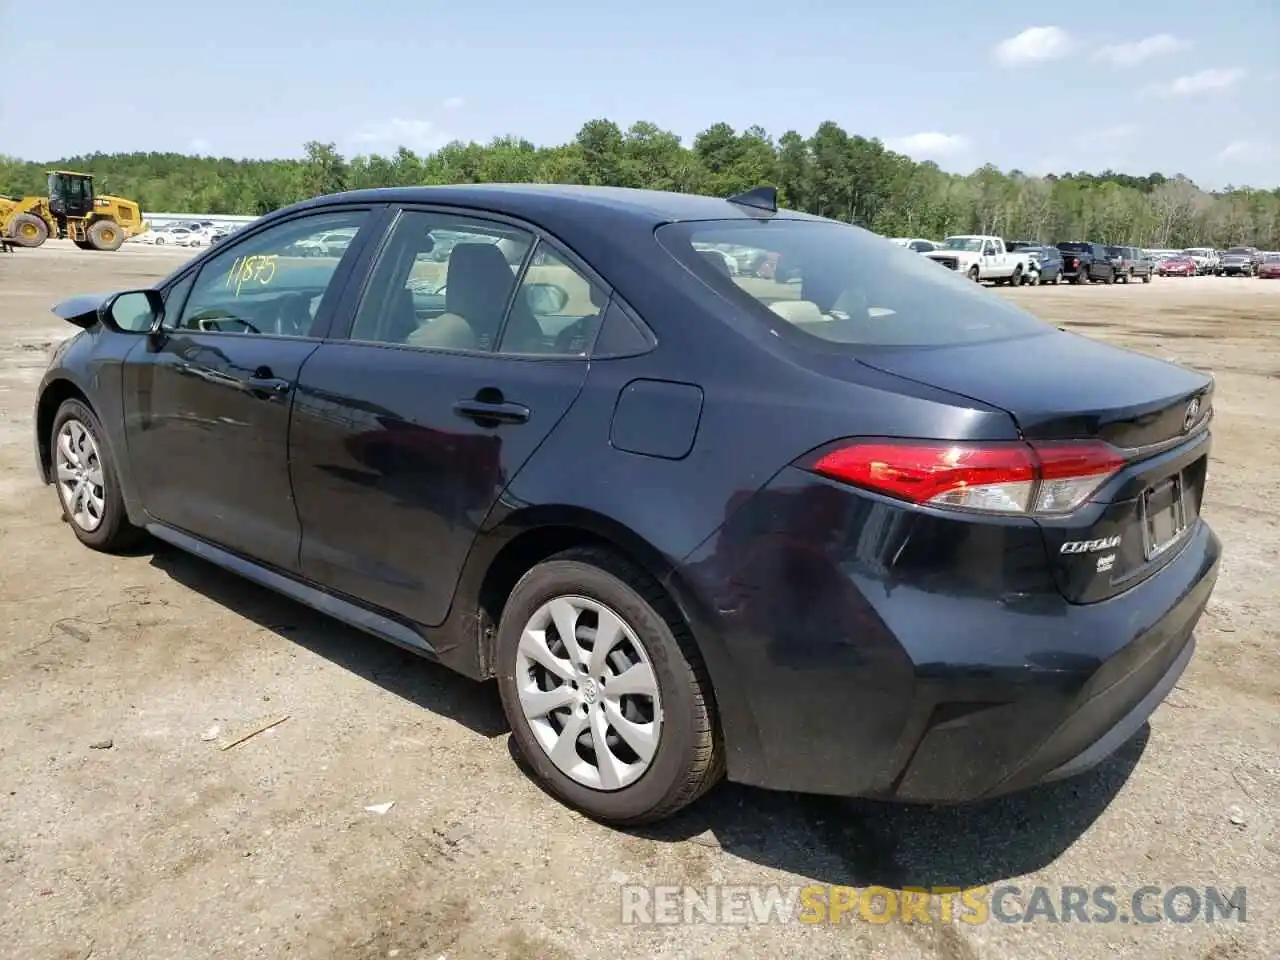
[452,399,530,425]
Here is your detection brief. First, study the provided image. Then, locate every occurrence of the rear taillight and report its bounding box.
[808,439,1126,516]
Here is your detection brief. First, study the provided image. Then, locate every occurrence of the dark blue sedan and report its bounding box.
[33,184,1220,824]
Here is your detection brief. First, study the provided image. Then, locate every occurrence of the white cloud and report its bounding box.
[1144,67,1246,97]
[1217,140,1273,163]
[885,132,971,158]
[188,138,211,154]
[349,117,452,154]
[442,96,464,111]
[1076,124,1139,149]
[1094,33,1188,67]
[993,27,1072,67]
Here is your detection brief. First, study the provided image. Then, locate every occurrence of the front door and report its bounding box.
[289,207,605,626]
[122,205,381,570]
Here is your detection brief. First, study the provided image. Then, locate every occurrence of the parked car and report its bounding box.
[1023,244,1064,284]
[33,183,1220,825]
[1258,252,1280,279]
[1056,242,1116,284]
[1105,246,1154,284]
[888,237,939,253]
[1216,246,1261,277]
[1180,248,1218,275]
[1158,255,1197,277]
[923,235,1034,284]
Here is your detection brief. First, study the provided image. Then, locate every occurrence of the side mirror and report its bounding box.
[101,289,165,334]
[523,283,569,315]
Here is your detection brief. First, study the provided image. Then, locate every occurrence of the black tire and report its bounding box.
[1120,269,1131,284]
[1104,268,1116,284]
[49,399,145,552]
[86,219,125,251]
[496,546,723,825]
[1052,271,1061,284]
[1009,265,1023,286]
[9,213,49,247]
[1141,269,1151,283]
[1072,269,1088,285]
[967,266,980,282]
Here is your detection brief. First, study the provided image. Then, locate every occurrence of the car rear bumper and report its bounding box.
[678,467,1221,803]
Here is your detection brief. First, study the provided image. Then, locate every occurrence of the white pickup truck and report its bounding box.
[923,235,1034,285]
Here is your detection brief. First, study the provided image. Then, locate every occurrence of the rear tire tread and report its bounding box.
[502,545,723,825]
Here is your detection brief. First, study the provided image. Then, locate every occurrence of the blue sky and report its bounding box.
[2,0,1276,188]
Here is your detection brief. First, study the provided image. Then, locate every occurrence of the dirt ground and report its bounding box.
[1,241,1276,960]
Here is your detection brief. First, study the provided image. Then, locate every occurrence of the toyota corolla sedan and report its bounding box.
[33,184,1220,825]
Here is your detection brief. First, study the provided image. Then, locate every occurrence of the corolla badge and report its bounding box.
[1061,536,1121,554]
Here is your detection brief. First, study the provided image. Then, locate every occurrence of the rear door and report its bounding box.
[289,205,604,626]
[121,205,382,570]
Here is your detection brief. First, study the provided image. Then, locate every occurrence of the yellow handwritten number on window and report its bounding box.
[224,255,279,296]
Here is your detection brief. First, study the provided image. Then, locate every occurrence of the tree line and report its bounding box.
[4,119,1278,249]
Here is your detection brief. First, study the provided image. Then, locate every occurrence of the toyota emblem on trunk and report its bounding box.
[1183,397,1200,432]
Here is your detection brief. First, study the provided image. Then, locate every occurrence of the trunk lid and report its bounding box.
[857,329,1214,602]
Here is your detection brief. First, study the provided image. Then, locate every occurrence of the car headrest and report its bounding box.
[446,243,516,336]
[698,250,732,277]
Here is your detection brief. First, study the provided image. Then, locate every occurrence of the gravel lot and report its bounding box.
[1,241,1276,960]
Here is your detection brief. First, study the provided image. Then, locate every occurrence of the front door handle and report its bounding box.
[452,399,530,425]
[243,376,290,395]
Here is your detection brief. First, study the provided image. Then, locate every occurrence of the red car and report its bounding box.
[1158,256,1197,277]
[1258,254,1280,279]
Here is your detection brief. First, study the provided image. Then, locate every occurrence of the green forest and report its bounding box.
[4,119,1278,248]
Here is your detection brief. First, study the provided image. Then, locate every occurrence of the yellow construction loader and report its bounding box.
[0,171,147,251]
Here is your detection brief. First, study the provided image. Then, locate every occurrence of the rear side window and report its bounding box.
[656,219,1051,349]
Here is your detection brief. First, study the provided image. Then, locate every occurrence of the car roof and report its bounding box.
[279,183,829,229]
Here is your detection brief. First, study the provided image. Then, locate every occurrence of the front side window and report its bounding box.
[171,209,368,337]
[657,219,1052,349]
[349,211,534,351]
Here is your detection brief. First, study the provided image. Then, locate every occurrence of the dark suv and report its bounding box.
[1217,247,1261,277]
[1056,242,1115,284]
[1105,246,1153,284]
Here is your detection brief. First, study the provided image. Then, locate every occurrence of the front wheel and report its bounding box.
[50,399,144,551]
[1142,270,1152,283]
[496,547,723,825]
[968,266,980,282]
[1026,269,1040,286]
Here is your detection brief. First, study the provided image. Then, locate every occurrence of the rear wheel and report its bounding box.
[50,399,144,552]
[1104,268,1116,284]
[9,213,49,247]
[1141,269,1152,283]
[496,546,723,825]
[1072,268,1088,285]
[86,219,125,251]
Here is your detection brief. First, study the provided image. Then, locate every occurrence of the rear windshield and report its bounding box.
[1224,247,1252,255]
[1057,242,1090,253]
[655,219,1052,349]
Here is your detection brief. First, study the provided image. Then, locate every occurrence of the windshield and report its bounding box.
[1105,246,1125,256]
[1182,248,1210,255]
[941,236,984,252]
[655,219,1052,349]
[1263,253,1280,263]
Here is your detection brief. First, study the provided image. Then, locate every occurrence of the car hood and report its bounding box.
[52,292,117,327]
[924,249,978,261]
